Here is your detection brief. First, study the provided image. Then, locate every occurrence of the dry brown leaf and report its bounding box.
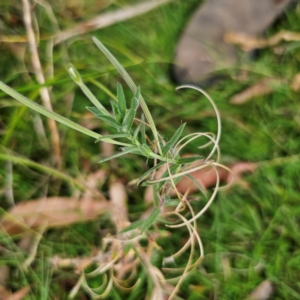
[0,286,11,299]
[82,169,107,200]
[245,280,273,300]
[144,159,256,199]
[79,111,100,130]
[230,78,283,105]
[225,30,300,52]
[291,73,300,92]
[101,139,114,159]
[1,197,109,235]
[0,286,30,300]
[53,0,173,45]
[109,179,130,231]
[175,165,229,195]
[0,265,9,287]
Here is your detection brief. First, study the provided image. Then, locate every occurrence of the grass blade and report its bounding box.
[0,82,131,147]
[117,82,126,118]
[0,82,95,140]
[141,207,161,233]
[0,152,85,190]
[141,114,146,144]
[110,100,121,124]
[162,123,186,157]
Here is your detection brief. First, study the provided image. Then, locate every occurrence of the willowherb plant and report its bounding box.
[0,37,229,299]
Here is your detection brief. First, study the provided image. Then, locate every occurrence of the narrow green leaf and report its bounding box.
[95,133,130,142]
[158,134,165,149]
[137,161,166,185]
[185,174,207,198]
[86,106,100,115]
[92,37,162,154]
[119,219,144,233]
[162,123,186,157]
[133,122,142,142]
[153,184,161,207]
[163,196,180,207]
[0,82,131,147]
[141,207,161,233]
[121,87,140,132]
[89,78,117,102]
[141,114,146,145]
[86,106,120,129]
[98,146,139,163]
[0,81,97,140]
[110,100,121,124]
[0,152,85,190]
[139,144,153,157]
[117,83,126,118]
[122,146,142,155]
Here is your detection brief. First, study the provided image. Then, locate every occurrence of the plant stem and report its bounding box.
[0,81,131,147]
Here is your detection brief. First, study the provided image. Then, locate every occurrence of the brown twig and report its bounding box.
[53,0,173,45]
[22,0,61,166]
[230,78,285,105]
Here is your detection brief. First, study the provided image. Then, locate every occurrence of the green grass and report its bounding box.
[1,0,300,299]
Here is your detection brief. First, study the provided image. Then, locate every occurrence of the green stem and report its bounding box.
[0,81,131,147]
[0,152,85,190]
[68,65,111,116]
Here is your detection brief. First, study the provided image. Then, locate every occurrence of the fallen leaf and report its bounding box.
[224,30,300,52]
[245,280,273,300]
[1,197,109,235]
[0,286,30,300]
[0,265,9,287]
[0,286,11,299]
[109,179,130,231]
[230,79,284,105]
[175,165,229,194]
[53,0,173,45]
[82,169,107,200]
[144,159,256,198]
[101,133,115,158]
[229,162,257,184]
[79,111,100,130]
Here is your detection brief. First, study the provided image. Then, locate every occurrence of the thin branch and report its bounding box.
[22,0,61,166]
[53,0,173,45]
